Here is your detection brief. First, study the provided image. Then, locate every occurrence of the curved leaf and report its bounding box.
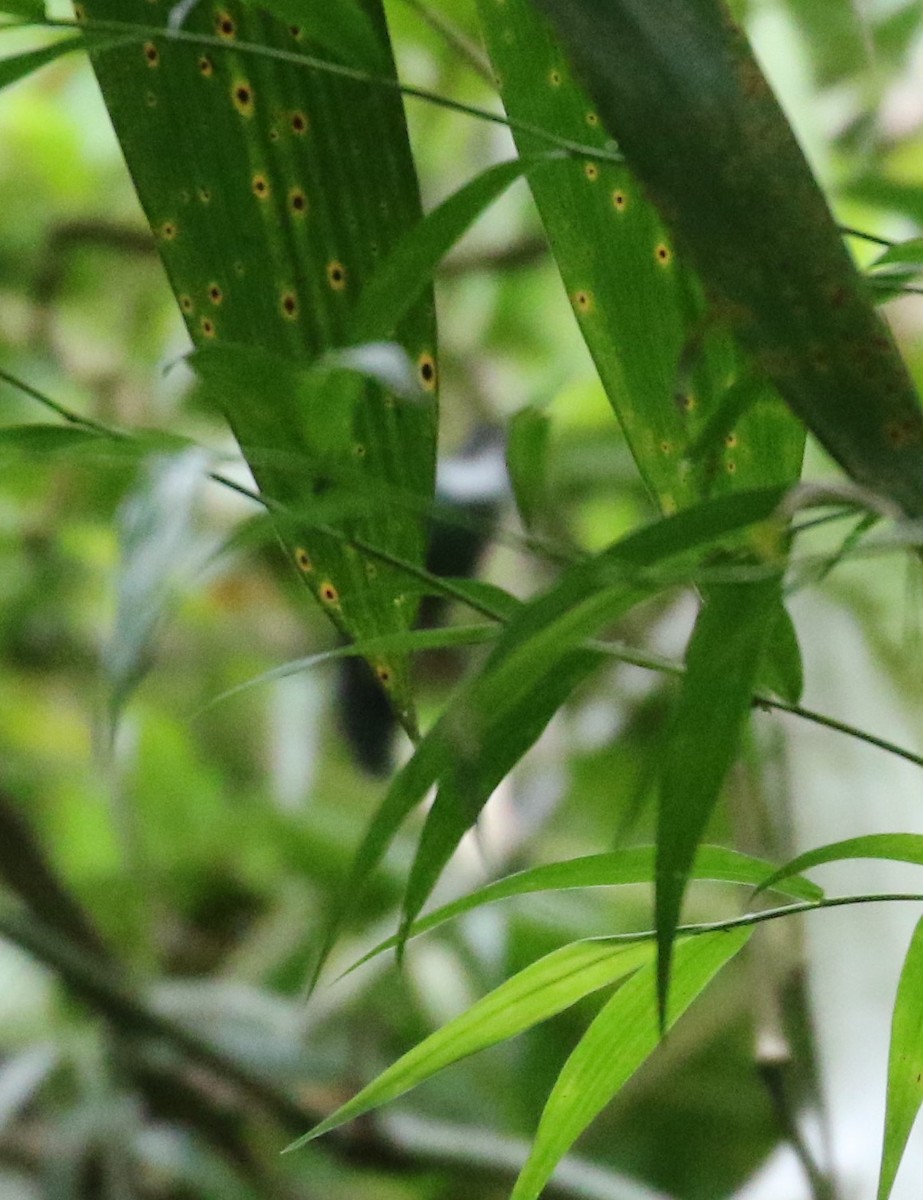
[756,834,923,897]
[510,929,751,1200]
[288,938,656,1153]
[878,914,923,1200]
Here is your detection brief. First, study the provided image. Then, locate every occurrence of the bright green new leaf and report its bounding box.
[346,844,821,975]
[289,938,656,1152]
[532,0,923,519]
[878,914,923,1200]
[656,573,783,1024]
[755,833,923,897]
[510,929,751,1200]
[872,237,923,271]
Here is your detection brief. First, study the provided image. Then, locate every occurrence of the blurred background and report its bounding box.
[1,1,923,1197]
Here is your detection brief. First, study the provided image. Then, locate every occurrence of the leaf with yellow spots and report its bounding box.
[477,0,805,514]
[75,0,437,735]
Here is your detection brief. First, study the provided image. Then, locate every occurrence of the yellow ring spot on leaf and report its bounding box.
[232,81,254,117]
[216,10,236,39]
[289,187,308,216]
[200,316,217,338]
[573,290,593,315]
[198,55,214,77]
[319,581,340,605]
[586,111,599,126]
[295,547,312,573]
[280,291,299,320]
[549,68,562,87]
[179,294,194,314]
[612,189,627,212]
[291,110,309,135]
[327,261,347,291]
[418,352,437,392]
[159,221,177,241]
[584,162,599,182]
[375,664,393,687]
[143,41,160,68]
[252,173,270,200]
[725,432,739,448]
[655,243,672,266]
[208,283,223,306]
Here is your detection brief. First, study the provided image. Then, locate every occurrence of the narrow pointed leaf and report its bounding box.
[510,929,751,1200]
[79,0,437,730]
[506,405,552,532]
[289,938,655,1152]
[532,0,923,519]
[756,834,923,898]
[478,0,804,515]
[347,845,821,975]
[656,574,783,1024]
[351,156,548,342]
[310,486,788,985]
[878,914,923,1200]
[0,33,114,89]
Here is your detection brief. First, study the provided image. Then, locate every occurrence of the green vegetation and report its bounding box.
[2,2,923,1198]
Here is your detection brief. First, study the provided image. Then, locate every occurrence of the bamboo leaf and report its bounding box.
[346,845,821,975]
[288,938,655,1152]
[656,573,783,1024]
[79,0,438,732]
[756,833,923,897]
[506,405,552,531]
[477,0,805,515]
[509,929,751,1200]
[0,1,45,20]
[240,0,389,72]
[878,914,923,1200]
[351,156,548,343]
[531,0,923,519]
[0,33,113,89]
[311,486,788,986]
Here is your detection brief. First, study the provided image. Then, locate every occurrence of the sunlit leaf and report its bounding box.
[510,929,751,1200]
[878,914,923,1200]
[346,845,821,975]
[288,938,656,1152]
[756,833,923,897]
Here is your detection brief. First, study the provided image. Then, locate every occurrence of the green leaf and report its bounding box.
[240,0,389,72]
[878,914,923,1200]
[656,572,783,1025]
[871,237,923,272]
[0,34,108,90]
[0,424,111,452]
[532,0,923,520]
[346,844,821,975]
[80,0,438,733]
[288,938,656,1153]
[0,1,45,19]
[509,929,751,1200]
[309,486,788,988]
[506,405,552,532]
[351,156,548,343]
[477,0,804,516]
[756,599,803,705]
[755,833,923,897]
